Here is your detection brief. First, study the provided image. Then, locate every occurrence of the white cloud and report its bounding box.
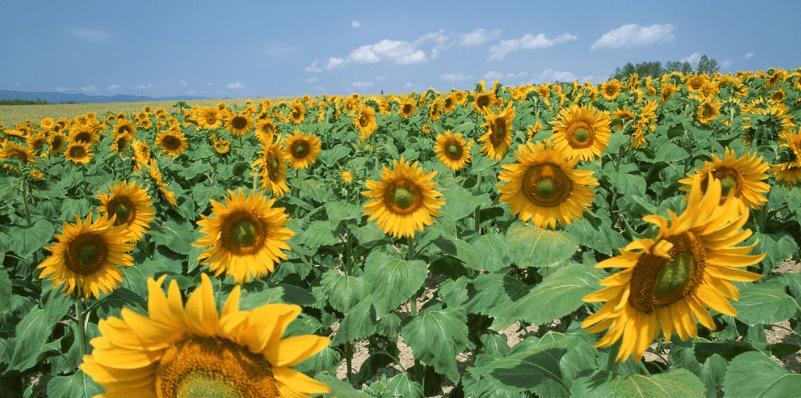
[489,32,577,61]
[107,84,122,91]
[351,81,374,88]
[323,30,459,70]
[326,57,347,70]
[536,69,577,82]
[304,59,322,73]
[721,60,732,68]
[134,83,154,91]
[79,85,98,93]
[264,42,295,57]
[227,82,244,90]
[375,75,388,82]
[416,30,451,58]
[439,73,474,82]
[483,71,529,84]
[351,20,361,28]
[591,23,675,49]
[744,52,754,59]
[681,52,703,66]
[306,77,319,84]
[67,27,111,42]
[403,82,415,89]
[460,28,501,47]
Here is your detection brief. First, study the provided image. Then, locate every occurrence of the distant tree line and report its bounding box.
[611,54,720,80]
[0,99,50,105]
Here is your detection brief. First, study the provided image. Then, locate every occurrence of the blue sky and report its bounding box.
[2,0,800,98]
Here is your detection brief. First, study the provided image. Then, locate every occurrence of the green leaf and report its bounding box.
[333,299,378,344]
[7,307,50,371]
[384,373,424,398]
[319,144,351,166]
[239,286,284,310]
[571,369,705,398]
[464,273,528,326]
[654,142,691,163]
[732,282,796,325]
[0,268,10,308]
[500,264,600,326]
[325,201,361,226]
[441,186,491,221]
[400,305,470,383]
[6,219,55,258]
[318,270,367,313]
[363,251,427,315]
[701,354,728,398]
[724,351,801,398]
[434,233,509,272]
[46,371,102,398]
[296,220,339,247]
[607,171,646,196]
[505,222,578,268]
[149,217,196,255]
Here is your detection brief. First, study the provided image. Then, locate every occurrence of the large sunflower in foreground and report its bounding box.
[194,190,294,283]
[354,106,378,140]
[37,214,134,298]
[498,141,597,229]
[155,128,188,157]
[363,158,444,238]
[679,148,770,209]
[97,181,155,242]
[581,174,764,362]
[283,131,321,169]
[81,274,330,397]
[478,103,515,161]
[435,130,472,171]
[551,104,611,161]
[255,142,290,198]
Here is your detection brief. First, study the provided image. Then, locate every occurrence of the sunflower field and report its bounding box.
[2,68,801,398]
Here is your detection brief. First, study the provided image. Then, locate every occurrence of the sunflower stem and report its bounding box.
[74,300,89,359]
[407,237,418,317]
[20,178,33,228]
[345,341,354,385]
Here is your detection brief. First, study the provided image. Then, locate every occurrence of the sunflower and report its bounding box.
[132,140,152,171]
[283,131,321,169]
[362,158,444,238]
[0,141,35,163]
[498,141,597,229]
[69,125,100,145]
[114,119,137,137]
[148,160,178,207]
[435,131,472,171]
[773,162,801,185]
[37,214,134,298]
[111,132,133,155]
[581,174,764,362]
[696,99,721,125]
[26,132,47,154]
[256,118,277,145]
[255,142,290,197]
[289,101,306,124]
[194,190,294,283]
[551,104,611,161]
[478,103,515,161]
[770,89,786,104]
[443,93,458,113]
[228,112,253,137]
[196,107,223,130]
[680,148,770,209]
[39,117,55,130]
[780,129,801,159]
[48,131,67,154]
[81,274,330,397]
[686,75,707,92]
[473,90,497,114]
[65,142,93,165]
[97,181,155,242]
[341,169,353,184]
[399,98,416,118]
[600,80,622,100]
[156,129,188,157]
[354,106,378,141]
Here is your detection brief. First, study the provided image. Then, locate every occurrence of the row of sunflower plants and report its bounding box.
[1,68,800,397]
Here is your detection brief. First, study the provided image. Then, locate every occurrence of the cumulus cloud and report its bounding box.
[483,71,529,83]
[489,33,577,61]
[67,27,111,42]
[744,52,754,59]
[460,28,501,47]
[325,57,347,70]
[107,84,123,91]
[591,23,675,49]
[351,20,361,28]
[351,81,374,88]
[306,76,319,84]
[536,69,577,82]
[681,52,703,66]
[227,82,244,90]
[304,59,323,73]
[439,73,474,82]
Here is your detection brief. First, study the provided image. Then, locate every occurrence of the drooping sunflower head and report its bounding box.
[0,141,35,164]
[65,142,93,165]
[354,106,378,140]
[37,214,134,298]
[478,103,515,161]
[283,131,321,169]
[696,99,722,125]
[48,131,67,154]
[443,93,457,113]
[772,161,801,185]
[680,147,770,209]
[255,142,290,197]
[551,104,612,161]
[228,112,253,137]
[156,128,189,157]
[132,140,151,171]
[81,274,331,397]
[194,190,295,283]
[435,130,473,171]
[97,180,155,242]
[498,141,598,229]
[362,157,444,238]
[582,173,764,362]
[26,132,47,154]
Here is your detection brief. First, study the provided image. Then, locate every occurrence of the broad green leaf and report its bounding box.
[325,201,361,225]
[7,307,50,371]
[333,299,378,344]
[724,351,801,398]
[0,268,10,308]
[384,373,423,398]
[47,371,102,398]
[441,186,491,221]
[505,222,578,268]
[400,306,470,383]
[434,233,508,272]
[732,282,796,325]
[7,219,55,258]
[149,217,196,255]
[296,220,339,247]
[363,251,427,315]
[318,270,367,313]
[701,354,728,398]
[571,369,705,398]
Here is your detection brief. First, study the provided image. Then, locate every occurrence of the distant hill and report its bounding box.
[0,90,207,104]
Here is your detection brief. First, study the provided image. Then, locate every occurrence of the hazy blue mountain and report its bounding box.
[0,90,207,103]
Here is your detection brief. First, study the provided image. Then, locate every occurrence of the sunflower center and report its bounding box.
[522,163,573,207]
[231,116,248,130]
[359,114,369,127]
[292,109,302,119]
[492,118,507,139]
[573,127,590,143]
[108,198,135,225]
[155,337,278,398]
[701,104,714,118]
[392,187,414,209]
[162,135,182,151]
[402,104,412,114]
[66,233,108,275]
[446,143,462,159]
[118,125,132,135]
[628,232,706,313]
[476,95,489,108]
[719,175,738,197]
[231,219,258,247]
[292,141,309,158]
[221,212,265,255]
[69,146,86,158]
[51,136,65,151]
[75,131,92,142]
[269,157,280,174]
[567,124,595,148]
